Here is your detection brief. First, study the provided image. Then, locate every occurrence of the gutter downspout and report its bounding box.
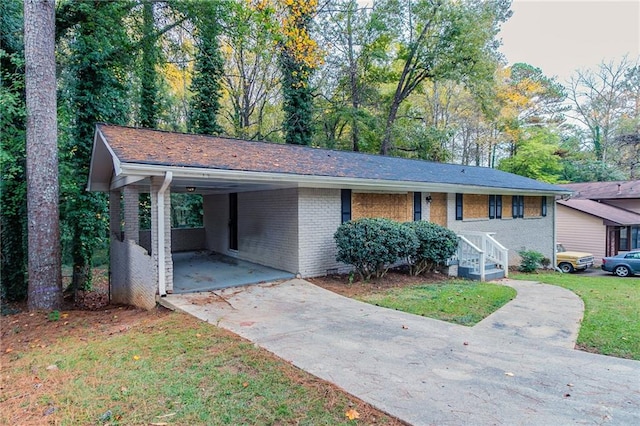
[157,171,172,297]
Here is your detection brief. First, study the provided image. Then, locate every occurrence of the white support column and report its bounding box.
[151,173,173,296]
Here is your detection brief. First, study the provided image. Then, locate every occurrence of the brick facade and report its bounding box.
[203,189,300,273]
[298,188,344,276]
[446,194,555,265]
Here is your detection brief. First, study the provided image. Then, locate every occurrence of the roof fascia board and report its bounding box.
[87,128,122,191]
[118,163,569,196]
[110,174,146,190]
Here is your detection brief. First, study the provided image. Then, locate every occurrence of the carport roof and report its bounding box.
[89,123,570,195]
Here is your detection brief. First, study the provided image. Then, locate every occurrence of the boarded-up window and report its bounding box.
[463,194,488,219]
[430,193,447,226]
[524,196,543,217]
[351,192,412,222]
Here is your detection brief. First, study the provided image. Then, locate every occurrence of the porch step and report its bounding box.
[458,265,505,281]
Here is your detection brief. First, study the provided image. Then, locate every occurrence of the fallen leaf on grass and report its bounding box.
[5,348,12,353]
[345,408,360,420]
[133,355,140,361]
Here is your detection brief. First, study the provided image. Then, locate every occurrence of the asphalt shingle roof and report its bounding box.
[557,199,640,225]
[559,181,640,200]
[97,123,567,193]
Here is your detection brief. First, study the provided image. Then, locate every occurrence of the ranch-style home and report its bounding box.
[88,123,570,309]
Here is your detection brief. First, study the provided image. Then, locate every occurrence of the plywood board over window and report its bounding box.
[429,193,447,226]
[463,194,489,219]
[351,192,413,222]
[524,196,542,217]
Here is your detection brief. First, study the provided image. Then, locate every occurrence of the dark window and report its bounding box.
[619,227,629,251]
[341,189,351,223]
[489,195,503,219]
[455,193,463,220]
[512,195,524,218]
[413,192,422,221]
[541,197,547,217]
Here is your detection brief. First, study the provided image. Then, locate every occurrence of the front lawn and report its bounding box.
[357,280,516,326]
[0,307,401,425]
[512,272,640,360]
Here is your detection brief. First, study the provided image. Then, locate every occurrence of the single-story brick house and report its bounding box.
[557,181,640,263]
[88,123,570,309]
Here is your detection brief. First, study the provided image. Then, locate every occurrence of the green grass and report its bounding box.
[1,312,388,425]
[358,280,516,326]
[513,272,640,360]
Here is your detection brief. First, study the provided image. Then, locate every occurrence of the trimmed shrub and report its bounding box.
[334,218,419,280]
[518,249,545,273]
[404,221,458,275]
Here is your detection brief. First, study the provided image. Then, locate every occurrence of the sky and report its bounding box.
[499,0,640,83]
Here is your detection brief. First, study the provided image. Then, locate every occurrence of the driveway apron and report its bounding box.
[163,279,640,426]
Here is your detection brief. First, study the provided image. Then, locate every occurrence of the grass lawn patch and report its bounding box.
[513,272,640,360]
[1,306,402,425]
[357,280,516,326]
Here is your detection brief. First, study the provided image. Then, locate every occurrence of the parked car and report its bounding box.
[601,250,640,277]
[556,244,594,273]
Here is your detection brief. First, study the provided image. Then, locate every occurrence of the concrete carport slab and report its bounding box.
[161,279,640,425]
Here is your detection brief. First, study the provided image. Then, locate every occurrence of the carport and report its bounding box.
[172,251,294,294]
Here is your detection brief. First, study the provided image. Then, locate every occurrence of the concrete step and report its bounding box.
[458,265,505,281]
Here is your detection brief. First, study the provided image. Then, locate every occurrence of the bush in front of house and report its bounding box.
[404,221,458,275]
[518,249,545,273]
[334,218,419,280]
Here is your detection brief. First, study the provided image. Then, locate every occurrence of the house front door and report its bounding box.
[606,226,618,256]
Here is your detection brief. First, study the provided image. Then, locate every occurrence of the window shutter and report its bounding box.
[489,195,496,219]
[541,196,547,217]
[413,192,422,221]
[341,189,351,223]
[455,193,463,220]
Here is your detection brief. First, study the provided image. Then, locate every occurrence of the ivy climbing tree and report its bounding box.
[1,0,28,301]
[57,0,134,292]
[277,0,322,145]
[187,1,225,135]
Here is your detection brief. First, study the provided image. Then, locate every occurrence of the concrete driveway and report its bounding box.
[162,279,640,425]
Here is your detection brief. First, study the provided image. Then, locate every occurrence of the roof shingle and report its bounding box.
[96,123,567,193]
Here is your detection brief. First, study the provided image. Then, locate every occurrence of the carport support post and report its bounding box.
[151,173,173,296]
[123,186,139,244]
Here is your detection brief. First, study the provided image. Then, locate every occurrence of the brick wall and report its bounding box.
[139,227,206,253]
[202,193,228,252]
[298,188,346,277]
[447,194,556,265]
[110,239,156,309]
[237,189,299,273]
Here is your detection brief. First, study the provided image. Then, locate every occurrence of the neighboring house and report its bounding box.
[557,181,640,263]
[88,124,570,309]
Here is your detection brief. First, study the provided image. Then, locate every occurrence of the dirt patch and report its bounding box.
[308,267,452,298]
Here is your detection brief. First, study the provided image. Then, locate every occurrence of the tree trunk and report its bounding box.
[24,0,62,310]
[380,100,401,155]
